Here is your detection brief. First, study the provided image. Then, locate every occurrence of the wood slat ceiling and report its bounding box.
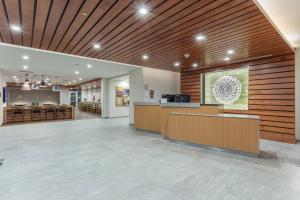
[0,0,294,72]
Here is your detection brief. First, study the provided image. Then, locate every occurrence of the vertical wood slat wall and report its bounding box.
[181,54,295,143]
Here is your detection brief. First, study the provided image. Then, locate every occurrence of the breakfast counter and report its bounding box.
[3,105,74,124]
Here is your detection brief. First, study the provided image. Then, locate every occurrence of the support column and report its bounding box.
[101,78,108,118]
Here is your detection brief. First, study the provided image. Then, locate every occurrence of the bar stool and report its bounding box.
[46,106,56,120]
[13,107,24,122]
[31,107,41,121]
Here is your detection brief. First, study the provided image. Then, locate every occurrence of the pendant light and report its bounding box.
[52,76,61,91]
[40,75,46,87]
[22,74,31,91]
[47,76,53,86]
[31,74,39,90]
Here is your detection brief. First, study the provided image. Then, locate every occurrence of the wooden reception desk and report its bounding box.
[134,102,260,155]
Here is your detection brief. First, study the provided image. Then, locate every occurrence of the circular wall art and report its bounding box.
[212,76,242,105]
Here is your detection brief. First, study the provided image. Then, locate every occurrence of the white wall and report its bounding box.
[60,88,70,105]
[108,76,130,118]
[129,69,143,124]
[142,67,180,102]
[295,48,300,140]
[0,70,6,125]
[129,68,180,124]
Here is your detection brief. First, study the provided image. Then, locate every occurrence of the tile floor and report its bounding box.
[0,117,300,200]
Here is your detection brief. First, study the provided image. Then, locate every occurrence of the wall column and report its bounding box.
[101,78,108,118]
[295,48,300,140]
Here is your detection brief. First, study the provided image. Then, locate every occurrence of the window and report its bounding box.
[202,67,249,110]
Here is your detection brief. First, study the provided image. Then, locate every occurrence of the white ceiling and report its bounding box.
[256,0,300,48]
[0,43,140,84]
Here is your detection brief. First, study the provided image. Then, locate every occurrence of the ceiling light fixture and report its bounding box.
[174,62,180,67]
[79,77,82,81]
[13,76,17,79]
[87,64,92,68]
[184,52,190,59]
[142,54,149,60]
[22,55,29,60]
[10,25,22,32]
[81,12,88,16]
[75,70,79,74]
[93,44,100,49]
[73,80,77,83]
[224,57,230,61]
[31,75,39,90]
[192,63,198,68]
[23,65,28,69]
[138,6,149,16]
[40,75,47,87]
[195,34,206,41]
[22,74,31,91]
[227,49,234,54]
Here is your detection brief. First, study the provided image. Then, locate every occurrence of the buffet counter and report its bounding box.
[3,105,74,124]
[134,102,260,155]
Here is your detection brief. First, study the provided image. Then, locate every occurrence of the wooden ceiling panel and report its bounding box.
[20,0,34,47]
[98,0,231,58]
[47,0,85,51]
[4,0,22,45]
[83,0,185,58]
[55,0,101,52]
[40,0,68,49]
[69,0,133,55]
[62,0,118,53]
[0,0,12,43]
[0,0,294,71]
[32,0,52,48]
[106,2,259,61]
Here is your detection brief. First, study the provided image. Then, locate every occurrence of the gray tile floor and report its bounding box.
[0,117,300,200]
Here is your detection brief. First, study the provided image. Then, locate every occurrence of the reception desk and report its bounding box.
[3,105,74,124]
[134,102,260,155]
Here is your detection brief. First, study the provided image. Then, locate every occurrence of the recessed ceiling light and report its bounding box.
[81,12,88,16]
[22,55,29,60]
[10,25,22,32]
[23,65,28,69]
[87,64,92,68]
[192,63,198,68]
[174,62,180,67]
[79,77,82,81]
[93,44,100,49]
[13,76,17,79]
[75,70,79,74]
[138,6,149,16]
[184,52,190,59]
[195,34,206,41]
[227,49,234,54]
[73,80,76,83]
[224,57,230,61]
[142,54,149,60]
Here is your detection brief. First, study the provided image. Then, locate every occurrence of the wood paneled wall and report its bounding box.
[181,54,295,143]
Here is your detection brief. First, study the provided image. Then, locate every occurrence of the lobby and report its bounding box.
[0,0,300,199]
